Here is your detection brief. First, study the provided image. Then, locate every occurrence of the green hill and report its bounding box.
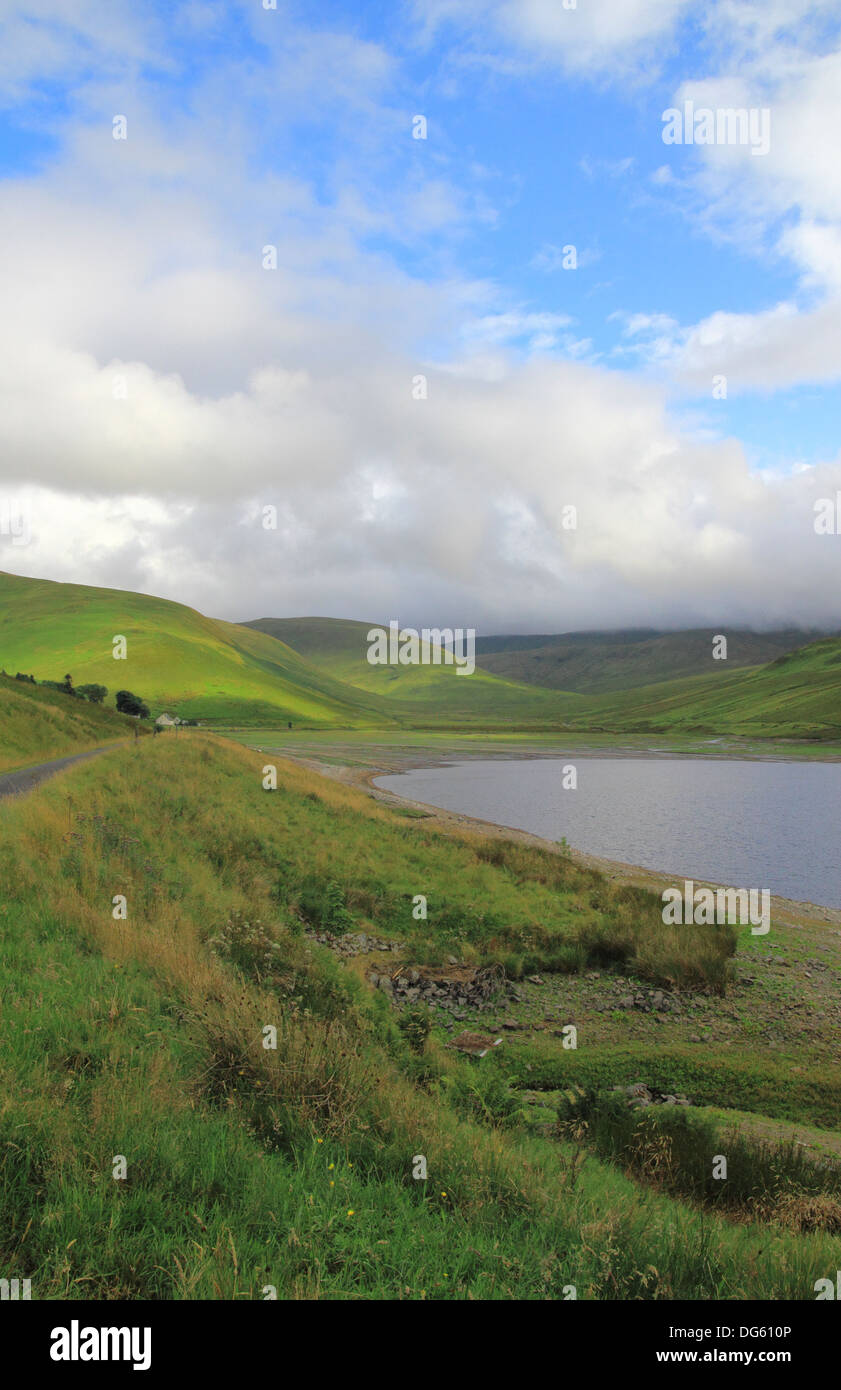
[244,616,841,735]
[566,637,841,738]
[0,672,139,772]
[0,574,577,730]
[2,732,840,1301]
[4,575,839,738]
[241,616,581,725]
[473,627,826,694]
[0,573,391,729]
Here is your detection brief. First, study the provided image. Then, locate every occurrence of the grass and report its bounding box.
[245,616,841,738]
[0,570,394,728]
[461,627,817,694]
[242,615,582,724]
[0,571,577,729]
[566,637,841,739]
[4,569,841,737]
[0,672,140,773]
[557,1087,841,1229]
[1,732,840,1299]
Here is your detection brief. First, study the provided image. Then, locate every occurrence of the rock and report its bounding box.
[448,1031,503,1057]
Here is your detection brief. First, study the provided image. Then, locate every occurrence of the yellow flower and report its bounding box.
[347,1209,355,1216]
[330,1181,334,1187]
[328,1163,334,1170]
[316,1138,323,1144]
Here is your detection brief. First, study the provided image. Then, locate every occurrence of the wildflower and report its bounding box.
[347,1209,355,1216]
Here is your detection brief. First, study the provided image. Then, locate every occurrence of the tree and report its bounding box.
[116,689,150,719]
[77,683,108,704]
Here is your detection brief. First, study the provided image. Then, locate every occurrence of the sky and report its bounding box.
[0,0,840,633]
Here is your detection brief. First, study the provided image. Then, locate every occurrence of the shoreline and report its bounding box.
[282,747,841,934]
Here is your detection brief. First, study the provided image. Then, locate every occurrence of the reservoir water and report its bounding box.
[374,757,841,909]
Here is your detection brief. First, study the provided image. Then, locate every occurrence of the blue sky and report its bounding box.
[0,0,840,629]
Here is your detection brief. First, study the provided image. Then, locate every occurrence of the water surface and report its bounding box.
[374,757,841,908]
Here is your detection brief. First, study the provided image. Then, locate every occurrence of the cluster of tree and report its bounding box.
[115,690,150,719]
[4,670,149,717]
[28,672,110,705]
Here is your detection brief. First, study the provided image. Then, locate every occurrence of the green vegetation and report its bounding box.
[564,636,841,739]
[471,627,822,693]
[0,571,394,729]
[246,615,841,739]
[0,671,140,774]
[244,616,579,724]
[115,689,150,719]
[557,1087,841,1229]
[4,570,841,736]
[1,734,839,1299]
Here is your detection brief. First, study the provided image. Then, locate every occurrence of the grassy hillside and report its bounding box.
[3,574,838,738]
[242,616,581,725]
[567,637,841,739]
[0,672,139,773]
[473,627,824,694]
[0,574,577,730]
[2,732,840,1299]
[0,572,392,729]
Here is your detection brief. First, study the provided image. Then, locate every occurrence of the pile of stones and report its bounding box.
[614,987,682,1014]
[369,964,504,1015]
[306,929,402,958]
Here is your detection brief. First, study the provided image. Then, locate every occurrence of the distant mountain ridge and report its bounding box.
[2,574,839,736]
[245,617,831,697]
[471,627,831,693]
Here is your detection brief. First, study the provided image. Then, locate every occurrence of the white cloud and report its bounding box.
[1,0,840,636]
[411,0,693,73]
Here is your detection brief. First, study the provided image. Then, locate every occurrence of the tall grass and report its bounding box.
[558,1088,841,1230]
[0,734,836,1299]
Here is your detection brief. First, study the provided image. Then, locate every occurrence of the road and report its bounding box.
[0,744,119,801]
